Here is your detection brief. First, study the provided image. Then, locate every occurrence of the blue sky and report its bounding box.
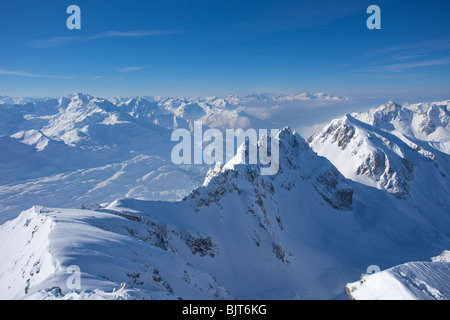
[0,0,449,100]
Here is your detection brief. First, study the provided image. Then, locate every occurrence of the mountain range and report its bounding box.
[0,94,448,299]
[0,92,344,221]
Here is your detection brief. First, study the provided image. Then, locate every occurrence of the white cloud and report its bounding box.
[0,69,73,79]
[358,57,450,73]
[363,38,450,58]
[30,30,184,49]
[118,67,146,72]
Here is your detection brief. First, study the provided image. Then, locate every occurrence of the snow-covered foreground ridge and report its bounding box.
[346,251,450,300]
[0,128,448,300]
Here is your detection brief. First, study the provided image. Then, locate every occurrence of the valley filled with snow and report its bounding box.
[0,94,448,300]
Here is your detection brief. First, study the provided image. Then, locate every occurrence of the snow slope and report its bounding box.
[0,155,206,223]
[346,251,450,300]
[0,206,230,300]
[0,128,448,300]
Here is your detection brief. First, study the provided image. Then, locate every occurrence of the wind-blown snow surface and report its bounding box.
[0,155,206,222]
[346,251,450,300]
[0,128,448,300]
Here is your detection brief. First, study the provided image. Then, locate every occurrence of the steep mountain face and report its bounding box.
[308,101,450,200]
[1,128,448,300]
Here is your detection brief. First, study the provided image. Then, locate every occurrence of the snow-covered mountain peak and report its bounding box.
[68,92,95,103]
[191,127,353,213]
[309,100,450,200]
[311,114,415,197]
[209,126,308,176]
[352,100,450,154]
